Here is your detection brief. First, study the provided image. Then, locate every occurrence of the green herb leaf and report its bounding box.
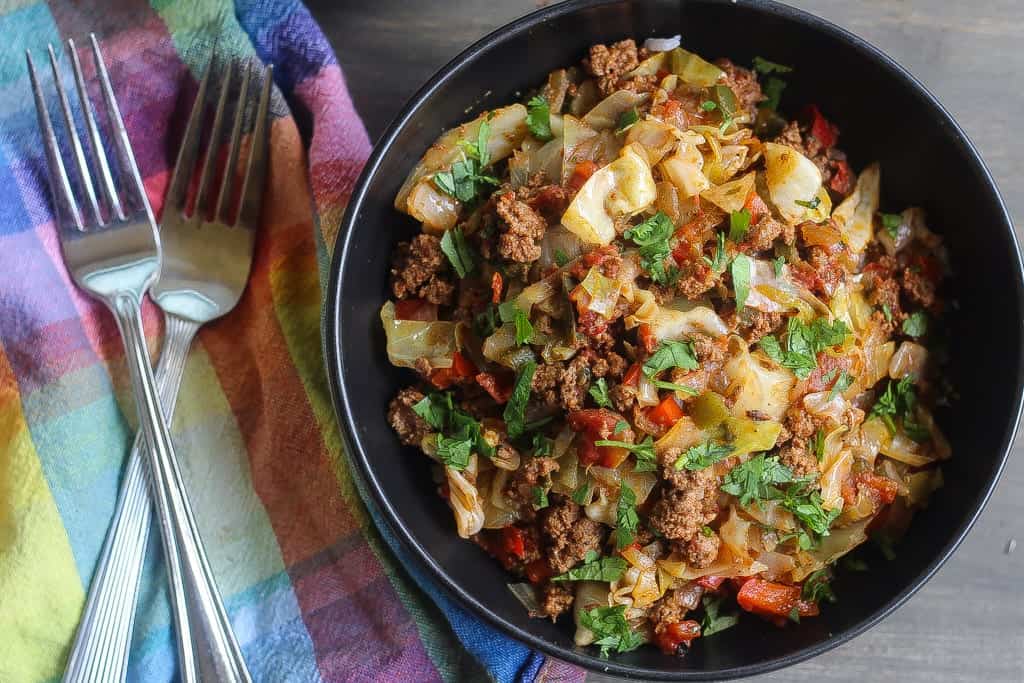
[760,316,851,379]
[504,362,537,439]
[579,604,645,658]
[902,311,928,338]
[812,428,826,461]
[711,84,737,133]
[703,230,728,272]
[413,395,448,431]
[651,379,699,395]
[802,568,837,604]
[881,303,893,323]
[572,480,591,505]
[614,481,639,549]
[752,56,794,74]
[675,440,733,470]
[440,227,476,277]
[532,485,549,509]
[731,253,753,310]
[595,435,658,472]
[614,420,629,435]
[531,432,553,457]
[414,392,495,466]
[788,606,801,623]
[526,95,553,141]
[729,209,751,243]
[773,255,786,277]
[552,554,628,583]
[616,108,640,133]
[880,212,902,239]
[624,212,677,285]
[870,376,920,437]
[589,378,611,408]
[513,307,534,345]
[721,453,801,507]
[795,196,821,210]
[554,248,570,266]
[434,123,499,203]
[701,100,718,112]
[761,77,787,110]
[701,595,740,637]
[828,369,854,402]
[643,339,699,378]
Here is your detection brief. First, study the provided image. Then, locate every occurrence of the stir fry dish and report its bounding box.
[382,36,950,658]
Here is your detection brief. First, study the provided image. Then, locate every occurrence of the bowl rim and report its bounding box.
[324,0,1024,678]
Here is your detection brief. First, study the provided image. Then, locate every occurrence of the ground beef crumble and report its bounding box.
[541,497,606,573]
[584,39,640,96]
[387,387,432,446]
[496,192,547,263]
[390,234,455,305]
[532,582,575,620]
[648,464,719,543]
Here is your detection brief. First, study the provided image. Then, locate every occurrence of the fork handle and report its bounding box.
[108,296,251,683]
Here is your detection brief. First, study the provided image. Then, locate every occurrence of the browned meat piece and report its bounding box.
[745,216,794,251]
[714,59,764,118]
[560,354,591,411]
[868,273,903,322]
[742,310,784,344]
[678,530,721,569]
[507,457,559,502]
[778,438,819,477]
[690,334,725,365]
[532,582,575,620]
[807,246,845,297]
[647,590,688,635]
[675,264,718,300]
[604,351,628,380]
[648,468,719,542]
[584,39,640,96]
[387,387,432,446]
[610,382,638,413]
[390,234,455,305]
[901,266,936,309]
[617,73,659,95]
[532,363,563,408]
[541,498,606,573]
[784,404,818,440]
[631,404,668,439]
[496,192,547,263]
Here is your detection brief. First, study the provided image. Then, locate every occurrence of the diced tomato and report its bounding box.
[806,353,854,393]
[501,526,526,560]
[567,160,599,192]
[743,190,770,225]
[576,309,609,337]
[491,272,503,304]
[697,575,726,591]
[623,362,643,387]
[856,472,900,505]
[429,351,478,389]
[737,579,819,619]
[804,104,838,149]
[829,159,854,196]
[648,395,685,428]
[393,298,438,321]
[525,558,553,584]
[653,620,702,655]
[577,435,601,467]
[789,261,823,293]
[569,244,621,279]
[638,323,658,354]
[476,372,512,404]
[568,408,622,435]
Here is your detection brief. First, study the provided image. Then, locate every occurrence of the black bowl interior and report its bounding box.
[326,0,1022,678]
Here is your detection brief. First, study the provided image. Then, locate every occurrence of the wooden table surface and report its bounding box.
[307,1,1023,680]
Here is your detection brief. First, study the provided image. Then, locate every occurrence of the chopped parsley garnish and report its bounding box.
[651,379,699,395]
[413,392,496,469]
[525,95,553,141]
[552,549,627,583]
[729,209,751,243]
[614,420,629,435]
[433,122,500,204]
[731,253,753,310]
[614,481,639,549]
[761,77,787,110]
[572,480,591,505]
[759,316,851,379]
[773,255,786,277]
[674,440,732,471]
[752,56,794,74]
[870,375,925,439]
[595,435,658,472]
[624,212,677,284]
[531,432,553,457]
[701,595,739,637]
[801,569,837,604]
[795,196,821,210]
[812,428,826,461]
[701,525,715,537]
[440,227,476,278]
[503,361,536,439]
[710,84,737,133]
[881,303,893,323]
[701,100,718,112]
[616,107,640,133]
[828,369,854,401]
[703,230,728,271]
[788,606,801,623]
[513,308,534,345]
[531,485,549,510]
[721,453,801,508]
[902,311,928,338]
[643,339,699,378]
[880,212,902,239]
[554,248,570,266]
[589,377,611,408]
[579,604,645,658]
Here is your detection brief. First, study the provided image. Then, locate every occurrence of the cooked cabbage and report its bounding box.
[583,90,651,130]
[701,171,756,213]
[624,118,679,166]
[660,138,711,197]
[380,301,458,369]
[405,180,461,233]
[722,336,795,421]
[832,162,880,254]
[889,341,928,380]
[447,457,485,538]
[763,142,830,223]
[669,47,725,86]
[561,144,657,244]
[630,298,730,340]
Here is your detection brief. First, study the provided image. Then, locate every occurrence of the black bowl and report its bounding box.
[324,0,1023,678]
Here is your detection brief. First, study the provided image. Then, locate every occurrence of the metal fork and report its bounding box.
[28,38,266,683]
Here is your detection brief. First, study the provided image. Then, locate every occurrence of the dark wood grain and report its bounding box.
[309,1,1024,680]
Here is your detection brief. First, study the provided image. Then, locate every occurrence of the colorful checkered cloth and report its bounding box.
[0,1,587,681]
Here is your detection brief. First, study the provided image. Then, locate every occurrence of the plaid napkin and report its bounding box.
[0,1,586,682]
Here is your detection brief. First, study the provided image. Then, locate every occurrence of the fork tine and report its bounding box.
[214,63,251,224]
[47,44,103,227]
[27,50,83,231]
[68,38,124,222]
[165,57,212,215]
[88,34,149,216]
[236,64,272,229]
[193,60,232,219]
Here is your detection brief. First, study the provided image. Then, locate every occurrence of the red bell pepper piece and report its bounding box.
[856,472,900,505]
[653,620,702,654]
[648,395,685,428]
[805,104,839,149]
[501,526,526,560]
[567,160,599,192]
[623,362,643,387]
[737,578,819,619]
[429,351,478,389]
[638,323,658,354]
